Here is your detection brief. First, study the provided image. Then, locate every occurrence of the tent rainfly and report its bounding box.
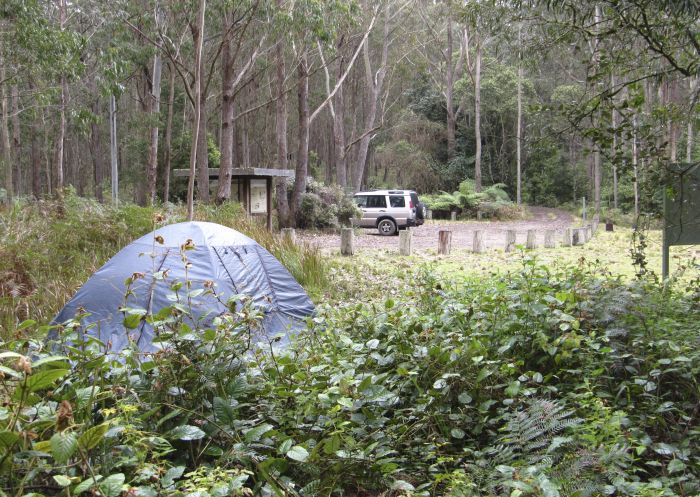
[51,221,315,352]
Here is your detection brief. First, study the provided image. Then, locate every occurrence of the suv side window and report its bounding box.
[389,196,405,208]
[366,195,387,208]
[354,195,368,207]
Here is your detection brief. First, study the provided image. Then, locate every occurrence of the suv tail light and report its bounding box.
[409,199,414,209]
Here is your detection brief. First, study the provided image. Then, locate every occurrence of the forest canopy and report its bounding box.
[0,0,698,224]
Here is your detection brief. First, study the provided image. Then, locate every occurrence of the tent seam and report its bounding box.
[212,246,240,294]
[255,247,280,310]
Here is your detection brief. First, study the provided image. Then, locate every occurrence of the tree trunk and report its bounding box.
[688,79,695,163]
[109,94,118,203]
[474,38,482,192]
[291,52,310,226]
[274,31,290,227]
[53,0,67,195]
[196,90,209,203]
[516,26,522,205]
[187,0,206,220]
[332,55,348,187]
[146,49,163,204]
[446,12,456,162]
[352,3,389,190]
[593,141,601,216]
[162,66,175,203]
[217,13,235,204]
[0,65,12,203]
[611,74,618,210]
[89,99,104,202]
[632,114,639,218]
[11,85,21,195]
[30,98,42,199]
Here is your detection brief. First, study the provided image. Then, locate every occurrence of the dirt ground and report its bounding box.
[297,207,576,253]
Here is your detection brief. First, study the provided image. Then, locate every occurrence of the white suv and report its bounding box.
[353,190,425,235]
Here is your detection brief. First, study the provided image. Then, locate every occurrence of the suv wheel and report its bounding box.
[377,218,397,236]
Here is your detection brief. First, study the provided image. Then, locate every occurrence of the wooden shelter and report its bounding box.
[174,167,294,230]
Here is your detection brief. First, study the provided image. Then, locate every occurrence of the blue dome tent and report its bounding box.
[51,221,315,352]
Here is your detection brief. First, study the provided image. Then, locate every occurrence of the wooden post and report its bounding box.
[340,228,354,256]
[544,230,555,248]
[450,211,457,222]
[586,225,592,241]
[426,208,432,220]
[505,230,516,252]
[473,230,484,253]
[562,228,572,247]
[399,229,412,256]
[438,230,452,255]
[281,227,296,244]
[526,230,537,249]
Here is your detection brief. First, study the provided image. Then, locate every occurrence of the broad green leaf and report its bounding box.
[99,473,125,497]
[287,445,309,462]
[0,365,22,379]
[0,431,19,449]
[75,386,101,406]
[391,480,415,492]
[50,431,78,464]
[458,392,472,404]
[75,475,103,495]
[168,425,205,441]
[0,352,24,360]
[450,428,465,439]
[53,475,72,487]
[27,369,70,392]
[244,423,273,442]
[278,439,293,455]
[78,423,109,451]
[668,459,686,473]
[123,314,141,329]
[31,356,70,369]
[161,466,185,488]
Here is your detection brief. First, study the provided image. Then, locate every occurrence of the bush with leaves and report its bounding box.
[295,180,360,229]
[1,254,698,496]
[422,179,523,220]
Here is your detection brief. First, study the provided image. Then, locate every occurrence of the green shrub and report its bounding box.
[422,180,523,219]
[1,258,697,496]
[294,180,360,229]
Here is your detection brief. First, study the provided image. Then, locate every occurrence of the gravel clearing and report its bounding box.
[297,207,576,253]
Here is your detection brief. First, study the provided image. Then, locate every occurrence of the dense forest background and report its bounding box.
[0,0,698,226]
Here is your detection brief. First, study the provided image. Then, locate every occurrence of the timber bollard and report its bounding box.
[544,230,555,248]
[526,230,537,250]
[426,209,433,220]
[586,225,592,241]
[438,230,452,255]
[562,228,572,246]
[473,230,485,253]
[505,230,516,252]
[281,228,296,244]
[450,211,457,222]
[340,228,354,256]
[399,229,413,256]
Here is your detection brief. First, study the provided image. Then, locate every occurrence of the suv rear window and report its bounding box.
[389,196,405,207]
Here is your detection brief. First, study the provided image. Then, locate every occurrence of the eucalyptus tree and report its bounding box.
[417,0,467,163]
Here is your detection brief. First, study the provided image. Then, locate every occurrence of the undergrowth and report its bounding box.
[0,256,698,496]
[0,193,326,338]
